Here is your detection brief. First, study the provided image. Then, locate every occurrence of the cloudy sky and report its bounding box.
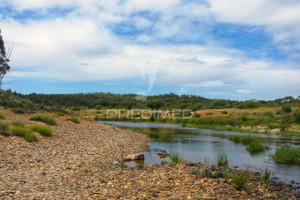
[0,0,300,100]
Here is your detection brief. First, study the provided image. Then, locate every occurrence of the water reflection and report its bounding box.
[99,121,300,184]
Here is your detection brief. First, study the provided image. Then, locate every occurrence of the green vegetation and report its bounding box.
[0,114,5,120]
[272,146,300,165]
[216,153,228,167]
[30,114,56,125]
[10,127,38,142]
[11,108,25,114]
[0,121,9,136]
[170,153,181,164]
[261,168,271,185]
[65,117,80,124]
[233,170,250,190]
[228,135,267,153]
[222,172,235,179]
[31,125,52,137]
[11,120,25,127]
[221,110,228,114]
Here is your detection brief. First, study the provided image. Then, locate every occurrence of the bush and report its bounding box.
[222,172,235,179]
[222,111,228,115]
[10,127,38,142]
[233,170,250,190]
[282,105,292,113]
[272,146,300,165]
[280,114,291,131]
[11,120,25,127]
[0,114,5,120]
[65,117,80,124]
[216,153,228,167]
[294,111,300,123]
[0,122,10,136]
[12,108,25,114]
[31,125,52,137]
[30,114,56,125]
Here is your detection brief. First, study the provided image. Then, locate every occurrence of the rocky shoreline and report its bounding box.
[0,110,300,199]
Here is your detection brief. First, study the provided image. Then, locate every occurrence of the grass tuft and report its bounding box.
[0,121,10,136]
[272,146,300,165]
[261,168,271,185]
[12,108,25,114]
[233,170,250,190]
[170,153,181,164]
[216,152,228,167]
[11,120,25,127]
[31,125,52,137]
[65,117,80,124]
[10,127,38,142]
[30,114,56,125]
[229,135,267,153]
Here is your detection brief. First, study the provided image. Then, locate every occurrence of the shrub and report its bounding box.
[10,127,38,142]
[282,105,292,113]
[30,114,56,125]
[280,114,291,131]
[0,114,5,120]
[65,117,80,124]
[222,111,228,115]
[11,120,25,127]
[272,146,300,165]
[216,153,228,167]
[31,125,52,137]
[170,153,181,164]
[261,168,271,185]
[0,122,9,136]
[12,108,25,114]
[233,170,250,190]
[294,111,300,123]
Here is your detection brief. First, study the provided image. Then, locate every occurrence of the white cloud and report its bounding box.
[0,0,299,99]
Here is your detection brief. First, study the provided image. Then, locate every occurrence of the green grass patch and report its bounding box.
[11,120,25,127]
[30,114,56,125]
[10,127,38,142]
[233,170,250,190]
[261,168,271,185]
[272,146,300,165]
[170,153,181,164]
[228,135,267,153]
[31,125,52,137]
[216,152,228,167]
[0,121,10,136]
[222,172,235,179]
[65,117,80,124]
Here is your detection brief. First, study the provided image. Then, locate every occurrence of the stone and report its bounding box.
[233,165,238,169]
[161,160,168,165]
[110,126,117,132]
[124,153,144,161]
[196,167,212,178]
[157,150,169,158]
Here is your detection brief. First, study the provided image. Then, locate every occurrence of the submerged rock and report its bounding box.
[124,153,144,161]
[157,150,169,158]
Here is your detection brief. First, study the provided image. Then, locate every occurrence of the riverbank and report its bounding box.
[1,108,299,199]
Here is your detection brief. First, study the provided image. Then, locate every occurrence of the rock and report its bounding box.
[290,180,295,184]
[211,171,223,178]
[233,165,238,169]
[110,126,117,132]
[41,171,46,176]
[196,167,211,178]
[161,160,168,165]
[124,153,144,161]
[271,177,279,181]
[157,150,169,158]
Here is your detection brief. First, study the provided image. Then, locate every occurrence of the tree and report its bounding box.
[147,100,164,110]
[0,29,10,89]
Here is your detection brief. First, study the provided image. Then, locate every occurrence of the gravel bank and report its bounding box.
[0,110,299,199]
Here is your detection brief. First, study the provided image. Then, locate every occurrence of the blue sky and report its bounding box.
[0,0,300,100]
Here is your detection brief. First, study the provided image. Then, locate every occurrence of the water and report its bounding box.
[99,121,300,184]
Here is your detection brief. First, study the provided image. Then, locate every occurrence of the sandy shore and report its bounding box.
[0,110,299,199]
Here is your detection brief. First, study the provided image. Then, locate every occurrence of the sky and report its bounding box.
[0,0,300,100]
